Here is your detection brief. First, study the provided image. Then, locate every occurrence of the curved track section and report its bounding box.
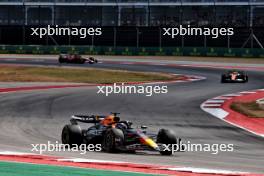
[0,59,263,173]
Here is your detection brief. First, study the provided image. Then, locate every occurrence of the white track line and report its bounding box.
[206,100,225,103]
[58,158,126,164]
[0,151,35,155]
[168,167,249,175]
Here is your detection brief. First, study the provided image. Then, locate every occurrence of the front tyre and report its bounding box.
[61,124,83,147]
[221,75,226,83]
[102,128,124,153]
[157,129,177,156]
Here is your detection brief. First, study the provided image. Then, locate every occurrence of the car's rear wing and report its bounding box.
[70,115,105,124]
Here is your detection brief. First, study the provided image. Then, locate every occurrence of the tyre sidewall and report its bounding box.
[157,129,177,155]
[61,124,83,147]
[102,128,124,153]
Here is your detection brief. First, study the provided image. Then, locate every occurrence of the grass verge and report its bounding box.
[231,101,264,118]
[0,65,179,84]
[0,161,157,176]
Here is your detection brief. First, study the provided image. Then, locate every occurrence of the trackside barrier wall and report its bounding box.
[0,45,263,58]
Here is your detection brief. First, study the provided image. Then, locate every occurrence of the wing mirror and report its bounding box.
[141,125,148,129]
[141,125,148,133]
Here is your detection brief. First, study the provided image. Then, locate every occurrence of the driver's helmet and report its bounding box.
[116,123,127,131]
[100,115,115,126]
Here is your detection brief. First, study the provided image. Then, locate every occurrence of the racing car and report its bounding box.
[58,54,98,64]
[221,70,248,83]
[61,113,180,155]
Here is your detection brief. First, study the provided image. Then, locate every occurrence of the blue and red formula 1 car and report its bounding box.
[62,113,180,155]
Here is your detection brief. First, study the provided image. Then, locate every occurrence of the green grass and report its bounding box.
[0,65,178,84]
[231,101,264,118]
[0,161,160,176]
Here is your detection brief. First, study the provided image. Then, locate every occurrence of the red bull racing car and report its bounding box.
[58,54,98,64]
[61,113,180,155]
[221,70,248,83]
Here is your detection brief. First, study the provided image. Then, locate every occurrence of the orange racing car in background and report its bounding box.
[221,70,248,83]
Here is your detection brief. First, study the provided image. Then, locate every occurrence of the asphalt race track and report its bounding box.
[0,58,263,173]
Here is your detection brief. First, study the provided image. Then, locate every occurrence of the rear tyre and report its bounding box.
[102,128,124,153]
[78,59,85,64]
[157,129,177,156]
[58,58,64,63]
[244,76,248,83]
[221,75,226,83]
[61,124,83,147]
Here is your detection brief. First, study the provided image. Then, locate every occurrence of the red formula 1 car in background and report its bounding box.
[221,70,248,83]
[58,54,98,64]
